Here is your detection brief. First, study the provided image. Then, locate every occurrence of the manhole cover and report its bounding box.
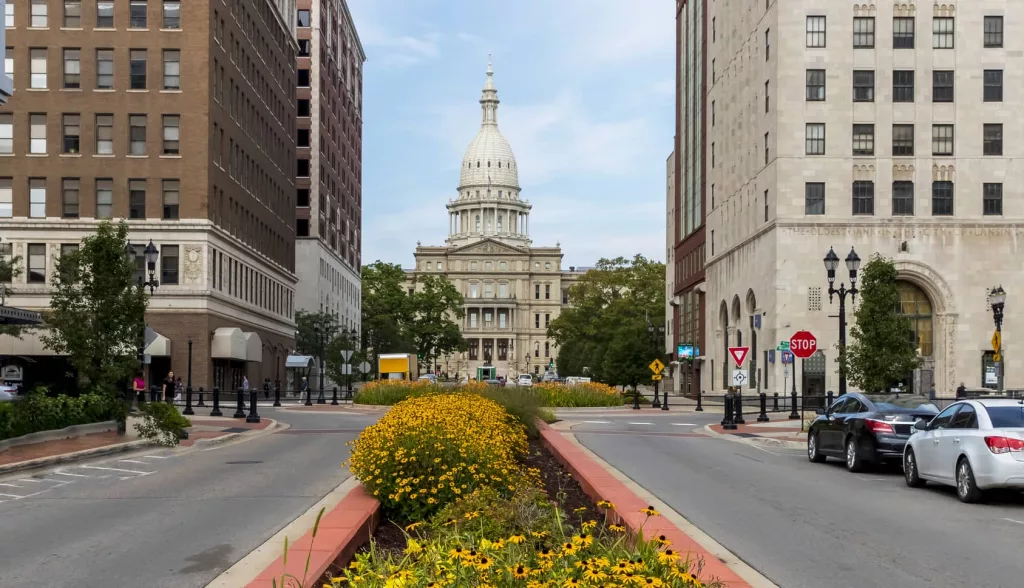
[221,427,249,433]
[224,460,263,465]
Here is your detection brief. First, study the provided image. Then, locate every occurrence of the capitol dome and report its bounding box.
[458,60,520,195]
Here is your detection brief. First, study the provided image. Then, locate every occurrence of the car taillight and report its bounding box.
[984,436,1024,454]
[866,419,894,434]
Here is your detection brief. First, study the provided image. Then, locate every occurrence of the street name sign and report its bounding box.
[789,331,818,359]
[776,341,790,351]
[728,346,749,366]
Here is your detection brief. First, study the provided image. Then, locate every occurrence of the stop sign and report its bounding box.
[789,331,818,359]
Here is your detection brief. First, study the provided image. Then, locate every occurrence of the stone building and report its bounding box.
[406,60,583,380]
[692,1,1023,398]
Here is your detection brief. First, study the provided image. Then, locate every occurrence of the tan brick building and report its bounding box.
[0,0,299,392]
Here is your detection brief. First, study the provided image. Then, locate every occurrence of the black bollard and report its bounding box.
[316,387,326,405]
[734,392,746,425]
[826,390,834,409]
[773,392,780,412]
[246,388,261,423]
[233,387,246,418]
[331,387,339,406]
[183,385,194,415]
[695,389,703,412]
[788,389,800,419]
[757,392,770,422]
[198,386,206,407]
[632,387,641,410]
[210,387,223,416]
[273,382,281,407]
[721,394,732,426]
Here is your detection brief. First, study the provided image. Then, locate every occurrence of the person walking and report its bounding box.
[162,371,176,402]
[174,376,183,402]
[242,375,249,392]
[263,378,271,399]
[298,376,309,404]
[133,372,146,408]
[956,382,966,399]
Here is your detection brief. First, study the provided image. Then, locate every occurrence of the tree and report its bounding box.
[840,255,921,393]
[294,309,339,357]
[0,250,26,338]
[361,261,415,364]
[407,274,466,372]
[325,331,363,391]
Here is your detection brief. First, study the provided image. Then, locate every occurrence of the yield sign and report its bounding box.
[728,346,749,367]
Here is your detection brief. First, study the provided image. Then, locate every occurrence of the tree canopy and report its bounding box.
[840,255,921,393]
[548,255,665,388]
[0,249,25,338]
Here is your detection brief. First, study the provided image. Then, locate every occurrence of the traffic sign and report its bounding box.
[776,341,790,351]
[341,350,354,362]
[780,351,793,365]
[992,330,1002,352]
[651,374,663,381]
[649,358,665,374]
[994,353,1002,363]
[728,346,749,366]
[358,361,372,373]
[789,331,818,359]
[731,370,747,386]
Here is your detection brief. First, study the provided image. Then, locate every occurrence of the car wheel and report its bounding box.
[845,437,864,472]
[807,431,826,463]
[903,448,925,488]
[956,458,984,503]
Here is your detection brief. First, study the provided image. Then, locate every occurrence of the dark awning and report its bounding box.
[0,306,43,325]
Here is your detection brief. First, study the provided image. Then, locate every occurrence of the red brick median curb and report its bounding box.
[538,421,752,587]
[246,485,381,588]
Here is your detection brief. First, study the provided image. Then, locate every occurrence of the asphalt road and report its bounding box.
[0,408,379,588]
[574,412,1024,588]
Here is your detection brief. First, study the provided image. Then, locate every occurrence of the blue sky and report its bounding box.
[347,0,675,269]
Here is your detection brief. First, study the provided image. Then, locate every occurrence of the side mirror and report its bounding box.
[914,420,928,431]
[814,407,825,415]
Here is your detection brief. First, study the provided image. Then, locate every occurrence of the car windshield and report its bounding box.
[864,395,937,412]
[985,405,1024,428]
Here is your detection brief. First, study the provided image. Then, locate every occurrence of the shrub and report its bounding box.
[0,391,116,441]
[346,394,537,520]
[353,380,442,405]
[133,401,191,446]
[354,380,621,408]
[477,387,547,439]
[531,382,622,407]
[429,486,561,539]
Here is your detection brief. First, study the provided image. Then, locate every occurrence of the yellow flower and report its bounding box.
[608,524,626,533]
[562,578,583,587]
[596,500,615,509]
[641,506,661,517]
[509,564,531,580]
[448,546,466,559]
[464,511,481,520]
[475,555,493,571]
[640,577,664,586]
[560,541,579,556]
[582,519,597,532]
[508,534,526,544]
[404,521,423,532]
[404,538,423,556]
[656,549,679,565]
[537,547,556,559]
[653,535,670,547]
[572,532,593,547]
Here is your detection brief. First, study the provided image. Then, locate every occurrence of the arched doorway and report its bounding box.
[897,281,934,394]
[719,301,729,389]
[746,290,758,390]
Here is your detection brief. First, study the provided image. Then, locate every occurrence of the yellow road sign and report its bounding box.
[992,330,1002,352]
[651,374,663,381]
[994,352,1002,363]
[649,359,665,374]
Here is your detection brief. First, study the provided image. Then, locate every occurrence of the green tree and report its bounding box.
[0,250,26,337]
[840,255,921,393]
[407,274,466,372]
[294,309,339,358]
[325,330,363,391]
[41,221,148,428]
[361,261,415,365]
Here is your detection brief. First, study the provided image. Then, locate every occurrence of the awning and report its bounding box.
[143,327,171,357]
[286,355,314,368]
[211,327,248,361]
[0,306,43,325]
[242,332,262,362]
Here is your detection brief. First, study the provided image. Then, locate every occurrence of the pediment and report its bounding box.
[450,239,528,256]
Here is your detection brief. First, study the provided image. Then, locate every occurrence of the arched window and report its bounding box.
[897,281,933,356]
[475,215,481,232]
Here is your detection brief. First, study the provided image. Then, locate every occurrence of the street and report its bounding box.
[0,408,379,588]
[572,411,1024,588]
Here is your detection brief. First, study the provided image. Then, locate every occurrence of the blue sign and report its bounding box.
[754,314,761,329]
[768,350,775,364]
[677,343,694,360]
[781,351,794,365]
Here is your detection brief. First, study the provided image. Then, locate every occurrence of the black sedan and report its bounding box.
[807,393,938,472]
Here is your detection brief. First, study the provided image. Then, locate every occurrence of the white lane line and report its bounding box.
[629,422,654,426]
[582,420,611,424]
[118,459,150,465]
[0,492,23,498]
[672,423,698,426]
[1003,518,1024,525]
[81,465,153,475]
[0,483,24,488]
[16,478,42,483]
[52,471,89,477]
[141,455,169,459]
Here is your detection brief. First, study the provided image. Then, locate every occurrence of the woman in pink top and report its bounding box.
[133,373,146,406]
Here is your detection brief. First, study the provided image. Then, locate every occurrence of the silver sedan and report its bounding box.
[903,399,1024,502]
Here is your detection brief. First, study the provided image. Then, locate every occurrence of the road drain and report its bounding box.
[224,460,263,465]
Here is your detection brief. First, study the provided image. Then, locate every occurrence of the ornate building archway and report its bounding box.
[892,260,956,394]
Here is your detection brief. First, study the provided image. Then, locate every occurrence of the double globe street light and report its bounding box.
[988,285,1006,394]
[823,246,861,397]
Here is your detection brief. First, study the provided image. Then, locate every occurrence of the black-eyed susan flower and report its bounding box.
[509,564,530,580]
[596,500,616,509]
[537,547,556,559]
[608,524,626,533]
[641,506,661,517]
[508,534,526,544]
[656,549,679,565]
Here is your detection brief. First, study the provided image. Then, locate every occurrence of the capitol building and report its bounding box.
[406,60,584,380]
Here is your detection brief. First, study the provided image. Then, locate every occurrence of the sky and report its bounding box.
[347,0,675,269]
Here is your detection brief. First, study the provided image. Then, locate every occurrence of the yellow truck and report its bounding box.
[378,353,418,380]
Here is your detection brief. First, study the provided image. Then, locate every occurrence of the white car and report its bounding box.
[517,374,533,388]
[0,384,19,402]
[903,398,1024,502]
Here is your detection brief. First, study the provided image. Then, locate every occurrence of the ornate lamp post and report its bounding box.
[128,241,159,399]
[824,247,860,396]
[646,320,666,408]
[989,285,1006,394]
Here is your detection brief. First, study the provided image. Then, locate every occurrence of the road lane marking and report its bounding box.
[0,483,23,488]
[16,478,42,483]
[629,422,654,425]
[141,455,168,459]
[52,471,89,477]
[118,459,149,465]
[0,492,23,498]
[1003,518,1024,525]
[81,465,153,475]
[582,420,611,424]
[672,423,697,426]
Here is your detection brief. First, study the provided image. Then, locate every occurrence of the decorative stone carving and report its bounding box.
[932,164,955,181]
[892,259,956,314]
[183,245,203,285]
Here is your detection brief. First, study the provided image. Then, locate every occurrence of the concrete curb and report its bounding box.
[538,420,768,588]
[0,420,117,451]
[0,438,154,476]
[190,418,286,450]
[702,424,806,451]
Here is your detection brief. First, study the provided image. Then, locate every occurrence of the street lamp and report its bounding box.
[128,240,159,401]
[824,246,860,396]
[989,285,1006,394]
[312,323,329,405]
[647,320,666,408]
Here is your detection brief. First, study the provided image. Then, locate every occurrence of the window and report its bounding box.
[129,179,146,218]
[162,114,179,154]
[852,70,874,102]
[296,188,309,206]
[892,181,914,215]
[129,0,147,28]
[984,124,1003,156]
[544,342,550,357]
[297,129,309,147]
[297,68,309,86]
[804,182,825,215]
[852,124,874,156]
[297,99,310,117]
[161,245,179,285]
[96,1,114,27]
[984,70,1003,102]
[27,244,46,283]
[29,178,46,217]
[764,132,770,163]
[469,283,478,298]
[95,114,113,154]
[0,114,12,154]
[162,50,179,89]
[64,0,81,27]
[62,114,80,153]
[932,70,953,102]
[4,3,13,28]
[129,114,146,155]
[61,178,79,217]
[893,17,915,48]
[932,181,954,215]
[298,40,310,56]
[764,28,770,61]
[30,48,47,88]
[30,0,47,27]
[4,50,11,87]
[499,283,508,298]
[853,17,875,48]
[950,404,978,429]
[852,181,874,215]
[129,49,147,89]
[932,124,954,156]
[297,9,310,27]
[984,16,1003,48]
[806,16,826,48]
[933,17,954,49]
[95,178,112,218]
[892,124,914,156]
[805,123,825,155]
[62,48,80,88]
[162,0,180,29]
[983,183,1003,216]
[162,179,179,219]
[296,219,309,236]
[893,70,914,102]
[29,113,46,154]
[96,49,113,88]
[545,284,551,300]
[0,178,11,217]
[296,158,309,176]
[534,314,540,328]
[535,284,540,299]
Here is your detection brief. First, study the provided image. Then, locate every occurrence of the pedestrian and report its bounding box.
[133,372,146,408]
[298,376,309,404]
[263,378,271,399]
[162,370,176,402]
[242,375,249,392]
[927,383,936,400]
[174,376,183,402]
[956,382,966,399]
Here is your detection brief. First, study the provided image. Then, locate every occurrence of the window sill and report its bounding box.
[160,89,182,93]
[93,154,115,158]
[27,27,50,31]
[129,28,151,32]
[26,88,49,92]
[26,153,48,157]
[60,88,83,92]
[94,27,117,32]
[59,153,83,158]
[0,153,13,157]
[158,28,182,32]
[60,27,84,31]
[159,154,182,159]
[126,155,149,159]
[126,89,150,93]
[95,88,115,92]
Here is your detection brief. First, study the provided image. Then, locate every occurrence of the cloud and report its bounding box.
[347,0,442,67]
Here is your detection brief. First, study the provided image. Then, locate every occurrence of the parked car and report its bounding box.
[418,374,437,384]
[0,384,19,402]
[807,393,939,471]
[903,399,1024,502]
[484,378,504,387]
[565,377,592,386]
[517,374,534,387]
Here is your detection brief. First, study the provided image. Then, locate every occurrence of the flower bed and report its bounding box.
[353,380,621,408]
[531,382,621,407]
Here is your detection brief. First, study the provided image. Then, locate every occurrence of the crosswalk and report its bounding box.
[0,454,169,502]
